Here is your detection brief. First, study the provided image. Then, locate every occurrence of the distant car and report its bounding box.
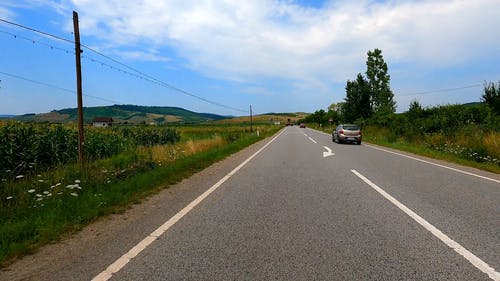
[299,123,306,128]
[333,124,362,144]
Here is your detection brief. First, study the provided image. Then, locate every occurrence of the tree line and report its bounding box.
[301,48,499,130]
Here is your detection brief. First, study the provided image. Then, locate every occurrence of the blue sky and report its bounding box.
[1,0,499,116]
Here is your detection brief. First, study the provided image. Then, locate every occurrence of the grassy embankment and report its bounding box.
[308,123,500,174]
[0,122,280,265]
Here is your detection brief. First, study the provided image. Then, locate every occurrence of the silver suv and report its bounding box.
[332,124,362,144]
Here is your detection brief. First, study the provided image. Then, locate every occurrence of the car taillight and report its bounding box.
[339,129,344,134]
[359,130,362,135]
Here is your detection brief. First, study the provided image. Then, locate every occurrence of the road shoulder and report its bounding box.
[0,133,280,281]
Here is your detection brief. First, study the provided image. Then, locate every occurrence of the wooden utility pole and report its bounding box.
[250,104,253,133]
[73,11,85,162]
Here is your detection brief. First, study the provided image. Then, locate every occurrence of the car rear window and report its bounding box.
[343,125,359,130]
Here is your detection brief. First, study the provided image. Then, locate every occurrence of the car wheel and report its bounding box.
[357,141,361,145]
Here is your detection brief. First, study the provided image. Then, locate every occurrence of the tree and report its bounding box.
[482,81,500,115]
[407,99,424,119]
[366,48,396,114]
[343,73,371,122]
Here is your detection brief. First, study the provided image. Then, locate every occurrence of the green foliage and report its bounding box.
[0,123,180,181]
[361,102,499,169]
[300,109,339,126]
[343,73,372,122]
[16,104,229,123]
[0,124,280,264]
[366,48,396,114]
[482,81,500,115]
[341,48,395,123]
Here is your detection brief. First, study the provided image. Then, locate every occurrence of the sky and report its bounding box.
[0,0,499,116]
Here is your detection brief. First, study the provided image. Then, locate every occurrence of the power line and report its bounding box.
[0,70,122,104]
[0,29,75,55]
[0,29,160,83]
[0,29,247,112]
[396,84,483,97]
[0,18,74,44]
[0,17,248,113]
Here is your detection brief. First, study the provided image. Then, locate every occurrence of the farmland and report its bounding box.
[0,121,280,265]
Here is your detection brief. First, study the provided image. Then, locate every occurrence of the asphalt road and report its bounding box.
[108,126,499,280]
[2,126,499,280]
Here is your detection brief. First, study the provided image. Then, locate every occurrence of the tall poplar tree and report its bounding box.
[366,48,396,114]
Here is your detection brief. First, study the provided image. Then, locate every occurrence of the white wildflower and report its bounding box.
[74,179,80,184]
[28,189,36,193]
[36,198,43,201]
[16,175,24,179]
[6,196,13,200]
[43,191,50,195]
[70,192,78,197]
[38,179,44,183]
[36,194,43,198]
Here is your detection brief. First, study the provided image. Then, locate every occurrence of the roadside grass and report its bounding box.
[0,125,280,266]
[307,124,500,174]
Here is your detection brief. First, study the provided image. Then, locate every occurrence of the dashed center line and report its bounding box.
[308,137,317,144]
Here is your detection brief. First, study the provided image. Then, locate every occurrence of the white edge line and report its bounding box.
[351,169,500,281]
[91,129,286,281]
[313,129,499,184]
[308,137,317,144]
[364,144,500,184]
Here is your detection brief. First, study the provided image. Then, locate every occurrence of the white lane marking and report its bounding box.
[303,133,308,137]
[308,137,317,144]
[364,144,500,184]
[92,129,286,281]
[351,169,500,281]
[323,146,334,158]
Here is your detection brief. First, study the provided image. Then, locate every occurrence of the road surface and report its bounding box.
[2,126,499,280]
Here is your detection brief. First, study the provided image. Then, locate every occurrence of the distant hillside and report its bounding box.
[15,105,230,124]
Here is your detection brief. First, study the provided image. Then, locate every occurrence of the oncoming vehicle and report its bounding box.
[299,123,306,128]
[332,124,362,144]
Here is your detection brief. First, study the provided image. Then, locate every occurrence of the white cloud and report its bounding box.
[2,0,495,113]
[115,50,171,63]
[63,0,499,86]
[0,6,14,19]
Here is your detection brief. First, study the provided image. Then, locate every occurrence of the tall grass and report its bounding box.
[0,124,280,265]
[0,122,180,181]
[362,125,500,173]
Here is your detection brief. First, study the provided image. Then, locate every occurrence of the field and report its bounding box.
[0,121,281,265]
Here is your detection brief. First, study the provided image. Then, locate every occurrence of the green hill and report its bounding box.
[15,105,230,124]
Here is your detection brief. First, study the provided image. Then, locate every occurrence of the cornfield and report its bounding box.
[0,122,180,181]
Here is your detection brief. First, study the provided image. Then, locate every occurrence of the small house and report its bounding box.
[92,117,113,127]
